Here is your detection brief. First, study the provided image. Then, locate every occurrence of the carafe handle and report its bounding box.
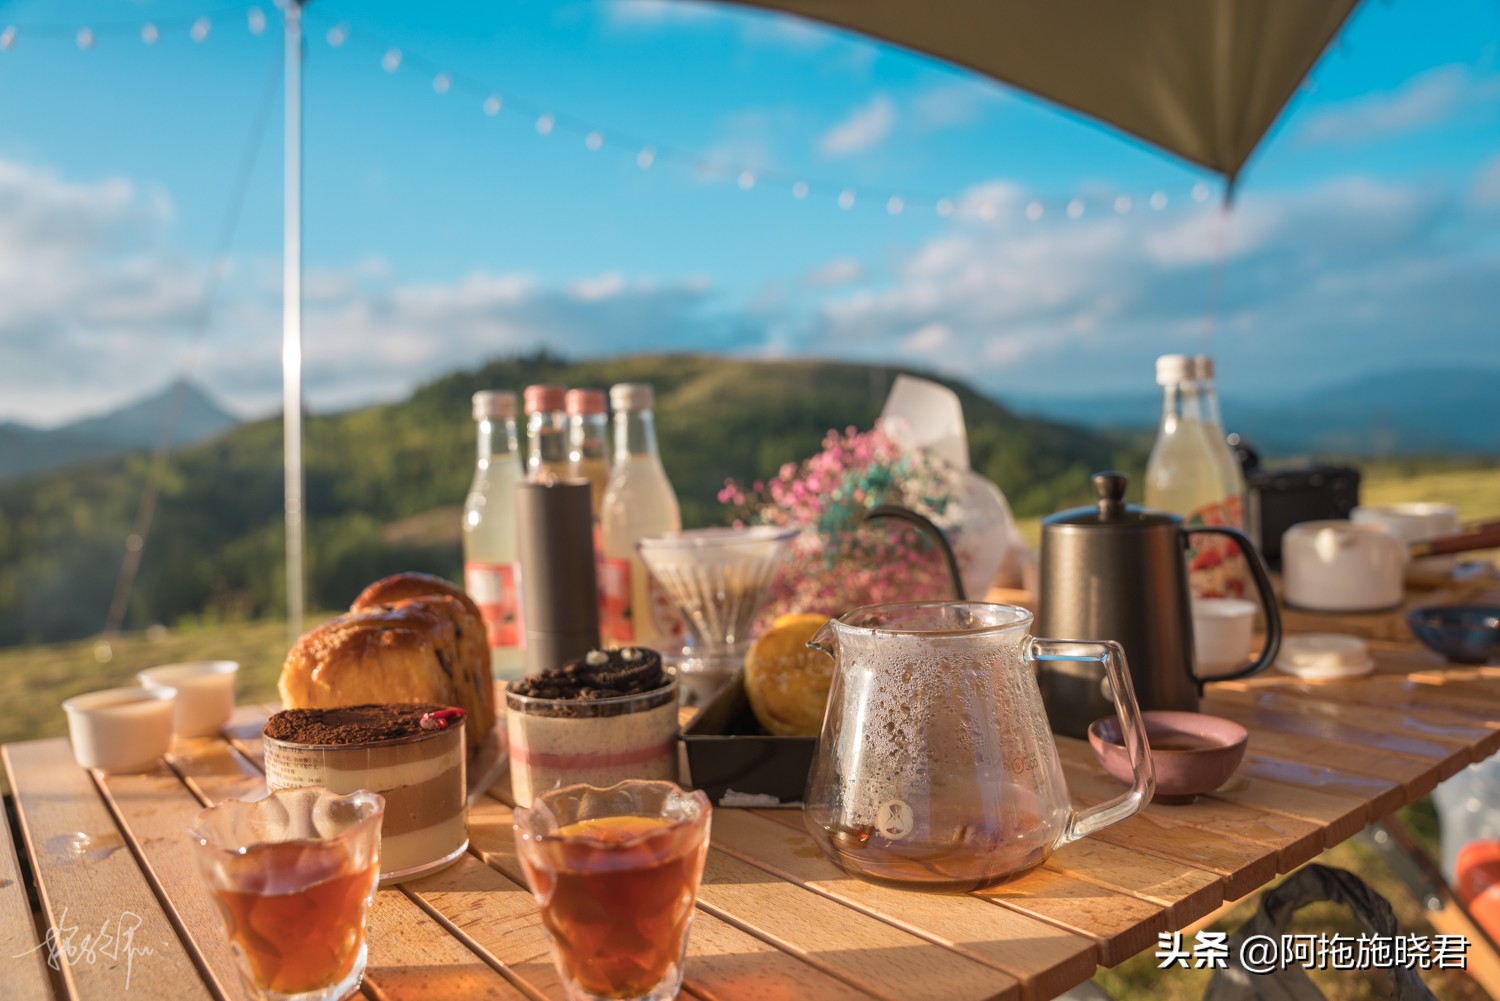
[1026,637,1154,844]
[1186,525,1283,686]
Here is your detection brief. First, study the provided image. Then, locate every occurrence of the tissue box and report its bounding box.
[679,673,815,808]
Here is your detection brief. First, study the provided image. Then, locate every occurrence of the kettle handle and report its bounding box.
[1026,637,1154,843]
[1186,526,1283,686]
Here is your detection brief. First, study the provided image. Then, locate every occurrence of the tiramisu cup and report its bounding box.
[506,647,679,807]
[263,703,467,883]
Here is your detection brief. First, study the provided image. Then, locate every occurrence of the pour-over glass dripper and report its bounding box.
[637,526,798,697]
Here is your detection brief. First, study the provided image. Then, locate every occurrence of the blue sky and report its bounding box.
[0,0,1497,425]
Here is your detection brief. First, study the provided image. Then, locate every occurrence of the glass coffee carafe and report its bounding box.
[804,601,1154,892]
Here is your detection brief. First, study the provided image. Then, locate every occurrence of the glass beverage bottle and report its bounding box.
[524,384,570,482]
[600,383,682,649]
[1145,354,1239,598]
[463,390,524,680]
[1191,355,1249,597]
[565,388,611,519]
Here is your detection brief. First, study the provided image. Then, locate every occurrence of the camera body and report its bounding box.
[1244,465,1362,570]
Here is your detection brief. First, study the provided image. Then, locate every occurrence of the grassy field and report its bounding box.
[1,459,1495,998]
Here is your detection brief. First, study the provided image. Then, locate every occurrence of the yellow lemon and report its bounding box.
[744,614,834,737]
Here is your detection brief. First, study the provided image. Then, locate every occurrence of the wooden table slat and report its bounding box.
[749,804,1170,967]
[0,762,56,1001]
[1245,685,1500,760]
[2,740,214,1000]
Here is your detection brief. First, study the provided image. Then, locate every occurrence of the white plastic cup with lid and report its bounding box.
[137,660,238,738]
[63,685,177,772]
[1191,598,1259,678]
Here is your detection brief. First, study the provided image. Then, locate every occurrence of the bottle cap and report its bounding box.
[524,385,567,414]
[1155,354,1193,386]
[1190,355,1216,380]
[609,383,655,412]
[472,391,516,421]
[565,388,607,416]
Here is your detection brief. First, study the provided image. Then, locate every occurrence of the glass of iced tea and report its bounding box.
[514,780,711,1001]
[188,786,384,1001]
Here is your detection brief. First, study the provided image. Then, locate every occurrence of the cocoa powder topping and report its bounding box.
[264,703,456,745]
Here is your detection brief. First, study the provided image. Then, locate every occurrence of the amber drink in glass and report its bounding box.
[189,787,384,1001]
[514,780,711,1001]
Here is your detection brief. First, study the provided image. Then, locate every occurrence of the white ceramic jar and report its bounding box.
[1282,520,1406,612]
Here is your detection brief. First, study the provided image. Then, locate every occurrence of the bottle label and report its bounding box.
[1184,499,1248,599]
[648,574,687,644]
[465,562,520,648]
[599,557,633,646]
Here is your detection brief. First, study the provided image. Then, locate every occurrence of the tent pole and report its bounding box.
[282,0,305,645]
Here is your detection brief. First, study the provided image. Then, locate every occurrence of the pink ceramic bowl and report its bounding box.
[1089,710,1248,805]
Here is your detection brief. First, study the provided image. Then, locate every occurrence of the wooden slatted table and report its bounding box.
[4,621,1499,1001]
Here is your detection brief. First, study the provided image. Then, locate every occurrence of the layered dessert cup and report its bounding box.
[506,647,679,808]
[263,703,468,883]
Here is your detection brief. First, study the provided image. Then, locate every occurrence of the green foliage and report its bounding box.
[0,352,1146,646]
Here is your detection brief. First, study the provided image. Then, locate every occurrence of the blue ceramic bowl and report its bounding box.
[1406,606,1500,664]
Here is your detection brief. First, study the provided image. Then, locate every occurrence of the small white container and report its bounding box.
[1352,503,1461,576]
[1192,598,1258,678]
[1282,520,1406,612]
[137,661,238,738]
[63,685,177,773]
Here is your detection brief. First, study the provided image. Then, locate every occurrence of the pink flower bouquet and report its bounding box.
[719,425,965,622]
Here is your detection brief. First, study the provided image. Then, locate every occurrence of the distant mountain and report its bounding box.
[0,353,1135,646]
[1006,367,1500,458]
[0,380,241,481]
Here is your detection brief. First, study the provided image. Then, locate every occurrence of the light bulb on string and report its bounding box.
[936,198,955,217]
[737,171,756,190]
[535,113,555,136]
[0,26,13,50]
[886,196,904,216]
[1114,195,1132,214]
[585,131,604,152]
[837,189,856,210]
[1150,191,1168,210]
[327,24,348,47]
[1191,182,1211,202]
[381,48,402,72]
[433,73,451,94]
[1025,201,1044,221]
[791,181,809,200]
[484,95,502,116]
[1067,198,1085,219]
[141,23,159,44]
[190,17,211,42]
[76,27,93,50]
[636,148,655,169]
[247,8,266,35]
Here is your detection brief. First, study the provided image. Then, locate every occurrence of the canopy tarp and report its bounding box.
[731,0,1361,183]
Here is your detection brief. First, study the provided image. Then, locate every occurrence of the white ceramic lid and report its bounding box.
[1275,633,1376,680]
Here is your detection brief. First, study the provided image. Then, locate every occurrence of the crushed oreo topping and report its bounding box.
[264,703,458,745]
[508,647,667,703]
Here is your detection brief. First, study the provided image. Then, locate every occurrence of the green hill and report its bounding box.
[0,353,1137,646]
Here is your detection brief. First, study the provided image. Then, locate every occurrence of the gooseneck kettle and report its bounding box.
[1036,472,1281,738]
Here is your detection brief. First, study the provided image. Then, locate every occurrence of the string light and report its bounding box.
[0,6,1249,223]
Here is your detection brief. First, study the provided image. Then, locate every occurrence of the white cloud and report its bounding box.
[901,322,952,354]
[1298,65,1499,145]
[912,81,1006,130]
[819,94,896,157]
[803,258,864,288]
[1472,153,1500,208]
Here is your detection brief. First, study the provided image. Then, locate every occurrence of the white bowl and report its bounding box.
[63,685,177,773]
[137,660,238,738]
[1352,503,1460,576]
[1192,598,1258,677]
[1282,520,1406,612]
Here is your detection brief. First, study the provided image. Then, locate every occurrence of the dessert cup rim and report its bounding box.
[505,675,678,711]
[262,713,465,751]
